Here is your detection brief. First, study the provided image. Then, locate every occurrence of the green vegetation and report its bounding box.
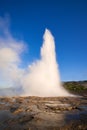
[64,81,87,92]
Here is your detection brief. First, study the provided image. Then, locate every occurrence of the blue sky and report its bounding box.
[0,0,87,81]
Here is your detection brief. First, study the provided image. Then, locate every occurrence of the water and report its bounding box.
[22,29,71,97]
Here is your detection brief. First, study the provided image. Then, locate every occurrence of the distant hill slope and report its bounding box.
[63,80,87,96]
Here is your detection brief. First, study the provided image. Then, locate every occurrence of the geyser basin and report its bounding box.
[22,29,72,97]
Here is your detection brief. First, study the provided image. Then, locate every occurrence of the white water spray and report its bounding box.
[22,29,71,96]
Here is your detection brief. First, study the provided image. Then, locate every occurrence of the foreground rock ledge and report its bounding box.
[0,96,87,130]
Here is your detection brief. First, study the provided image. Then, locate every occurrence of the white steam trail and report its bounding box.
[21,29,70,96]
[0,16,71,96]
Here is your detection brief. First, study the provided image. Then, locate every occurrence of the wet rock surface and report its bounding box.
[0,96,87,130]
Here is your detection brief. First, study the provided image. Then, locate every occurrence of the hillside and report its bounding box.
[63,80,87,96]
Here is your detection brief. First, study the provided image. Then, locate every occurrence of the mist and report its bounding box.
[21,29,70,96]
[0,16,71,97]
[0,16,25,89]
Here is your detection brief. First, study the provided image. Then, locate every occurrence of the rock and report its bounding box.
[13,108,24,114]
[10,106,19,113]
[67,106,73,111]
[0,96,87,130]
[18,115,34,124]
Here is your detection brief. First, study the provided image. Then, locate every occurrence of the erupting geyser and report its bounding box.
[22,29,71,96]
[0,16,71,97]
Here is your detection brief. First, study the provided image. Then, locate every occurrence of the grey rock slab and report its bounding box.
[31,112,66,127]
[45,103,70,107]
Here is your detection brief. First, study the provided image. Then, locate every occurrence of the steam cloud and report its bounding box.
[0,16,71,96]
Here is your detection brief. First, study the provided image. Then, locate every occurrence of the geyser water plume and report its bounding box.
[0,16,72,96]
[22,29,71,96]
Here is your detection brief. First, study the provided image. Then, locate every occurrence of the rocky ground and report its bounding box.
[0,95,87,130]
